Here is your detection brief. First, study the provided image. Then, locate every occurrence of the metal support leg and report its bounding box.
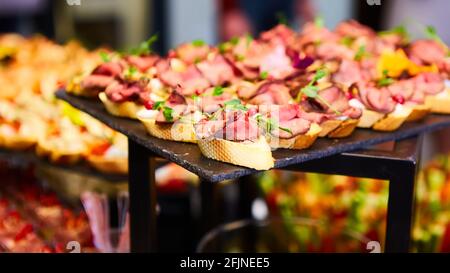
[385,161,418,253]
[128,139,157,253]
[200,180,218,233]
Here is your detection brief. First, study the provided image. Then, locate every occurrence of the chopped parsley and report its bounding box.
[192,39,206,47]
[223,99,248,111]
[255,114,293,136]
[314,16,324,28]
[152,101,165,110]
[229,37,239,45]
[99,51,111,62]
[377,70,395,87]
[260,71,269,80]
[424,25,444,44]
[354,45,367,61]
[340,36,354,47]
[296,69,342,115]
[162,106,173,122]
[128,34,158,55]
[246,33,253,47]
[124,66,138,78]
[213,86,224,96]
[378,25,409,40]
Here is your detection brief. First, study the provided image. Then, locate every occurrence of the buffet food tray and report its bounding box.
[57,90,450,182]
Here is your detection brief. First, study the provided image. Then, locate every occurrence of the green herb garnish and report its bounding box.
[296,69,342,115]
[124,66,138,78]
[340,36,354,47]
[218,43,227,54]
[354,45,367,61]
[213,86,224,96]
[424,25,444,44]
[153,101,165,110]
[246,33,253,47]
[229,37,239,45]
[128,34,158,55]
[378,25,409,40]
[192,39,206,47]
[377,69,394,87]
[260,71,269,80]
[162,106,173,122]
[223,99,248,111]
[255,114,293,136]
[235,54,245,61]
[99,51,111,62]
[314,16,324,28]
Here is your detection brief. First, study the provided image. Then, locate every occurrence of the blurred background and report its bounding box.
[1,0,449,51]
[1,0,450,253]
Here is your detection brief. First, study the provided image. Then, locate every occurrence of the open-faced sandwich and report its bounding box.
[137,90,204,143]
[35,117,88,165]
[194,100,274,170]
[0,100,46,150]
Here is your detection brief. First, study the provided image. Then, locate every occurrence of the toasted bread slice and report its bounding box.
[86,155,128,175]
[137,110,198,143]
[268,123,322,149]
[137,110,197,143]
[372,106,412,131]
[328,119,359,138]
[66,76,96,97]
[198,135,274,170]
[99,92,144,119]
[36,138,86,165]
[357,109,386,128]
[0,133,35,150]
[406,104,430,122]
[318,119,343,137]
[425,89,450,114]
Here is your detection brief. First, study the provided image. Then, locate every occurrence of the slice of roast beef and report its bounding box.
[259,43,295,79]
[175,43,210,64]
[332,59,364,87]
[357,84,396,114]
[413,72,445,95]
[335,20,375,38]
[92,62,123,77]
[80,75,117,93]
[157,60,211,96]
[196,54,236,86]
[408,40,447,66]
[249,82,292,105]
[125,55,159,72]
[105,81,145,103]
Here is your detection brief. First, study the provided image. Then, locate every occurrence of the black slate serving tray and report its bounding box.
[56,90,450,182]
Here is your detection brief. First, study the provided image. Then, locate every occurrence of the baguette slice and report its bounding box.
[36,140,86,165]
[86,155,128,174]
[137,109,198,143]
[328,119,359,138]
[372,106,412,131]
[357,109,386,128]
[66,75,96,98]
[138,117,198,143]
[268,123,322,149]
[0,133,35,150]
[406,104,430,122]
[99,92,144,119]
[425,89,450,114]
[198,135,274,170]
[318,120,343,137]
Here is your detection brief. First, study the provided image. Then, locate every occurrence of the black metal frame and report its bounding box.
[127,136,422,253]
